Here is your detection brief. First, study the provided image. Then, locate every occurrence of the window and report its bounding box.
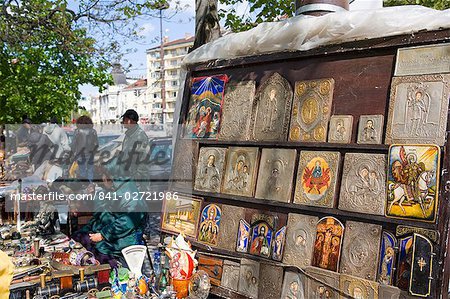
[172,91,177,98]
[168,70,177,76]
[153,103,162,109]
[171,81,178,86]
[170,60,177,66]
[134,90,142,97]
[153,93,158,99]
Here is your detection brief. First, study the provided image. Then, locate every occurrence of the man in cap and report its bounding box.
[117,109,151,191]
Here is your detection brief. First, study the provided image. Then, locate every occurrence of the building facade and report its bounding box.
[146,35,194,124]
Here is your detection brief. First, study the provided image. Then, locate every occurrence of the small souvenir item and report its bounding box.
[219,81,256,141]
[222,147,260,197]
[236,219,251,253]
[312,217,344,272]
[165,234,198,280]
[379,284,401,299]
[327,115,353,143]
[249,221,273,258]
[338,153,386,216]
[194,147,227,193]
[396,235,413,291]
[171,139,197,189]
[161,195,202,239]
[305,266,339,298]
[255,148,297,203]
[198,254,223,286]
[339,274,379,299]
[283,213,318,269]
[386,144,440,222]
[357,115,384,144]
[378,231,397,285]
[294,151,340,208]
[252,73,293,141]
[197,204,222,246]
[238,258,260,298]
[385,74,450,146]
[217,205,245,252]
[395,43,450,76]
[340,221,382,281]
[410,233,433,297]
[272,226,286,261]
[281,271,306,299]
[184,75,228,139]
[289,78,335,142]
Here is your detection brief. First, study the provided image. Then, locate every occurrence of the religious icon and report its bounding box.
[258,264,284,299]
[386,144,440,222]
[328,115,353,143]
[219,81,256,141]
[294,151,340,208]
[255,148,297,202]
[170,139,196,189]
[236,219,251,253]
[338,153,386,216]
[305,266,339,298]
[289,78,334,142]
[410,233,433,297]
[222,147,260,197]
[221,260,240,291]
[252,73,293,141]
[385,74,450,146]
[272,226,286,261]
[339,274,379,299]
[238,258,260,298]
[217,205,245,251]
[378,231,397,285]
[161,194,202,239]
[197,204,222,246]
[396,235,413,291]
[281,271,305,299]
[183,75,228,139]
[249,221,273,258]
[312,217,344,272]
[339,221,382,281]
[357,115,384,144]
[283,213,318,269]
[194,147,227,193]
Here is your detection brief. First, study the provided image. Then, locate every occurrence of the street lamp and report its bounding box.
[156,2,170,125]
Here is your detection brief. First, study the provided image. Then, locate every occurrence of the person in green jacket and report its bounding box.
[72,164,146,268]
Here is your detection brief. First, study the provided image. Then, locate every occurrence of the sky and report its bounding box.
[78,0,383,98]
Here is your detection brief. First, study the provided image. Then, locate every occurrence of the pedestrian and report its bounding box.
[43,117,70,160]
[16,118,32,147]
[71,116,98,182]
[117,109,151,191]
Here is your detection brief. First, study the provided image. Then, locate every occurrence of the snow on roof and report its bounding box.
[183,5,450,66]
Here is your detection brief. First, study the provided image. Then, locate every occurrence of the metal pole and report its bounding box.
[159,9,166,125]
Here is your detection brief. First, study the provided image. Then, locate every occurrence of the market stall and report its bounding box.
[163,5,450,299]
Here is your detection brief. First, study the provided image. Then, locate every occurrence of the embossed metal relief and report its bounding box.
[339,274,379,299]
[281,271,306,299]
[410,234,433,298]
[396,225,438,243]
[238,258,260,298]
[221,260,240,291]
[385,74,450,146]
[379,285,401,299]
[357,115,384,144]
[386,145,440,222]
[258,263,283,299]
[283,213,318,269]
[294,151,340,208]
[219,81,256,141]
[194,147,227,193]
[305,266,340,299]
[217,205,245,252]
[312,217,344,272]
[289,78,335,142]
[170,139,196,189]
[255,148,297,203]
[252,73,293,141]
[378,231,397,286]
[338,153,386,216]
[222,147,260,197]
[328,115,353,144]
[340,221,382,281]
[395,43,450,76]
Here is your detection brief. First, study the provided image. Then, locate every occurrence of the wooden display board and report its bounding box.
[167,29,450,298]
